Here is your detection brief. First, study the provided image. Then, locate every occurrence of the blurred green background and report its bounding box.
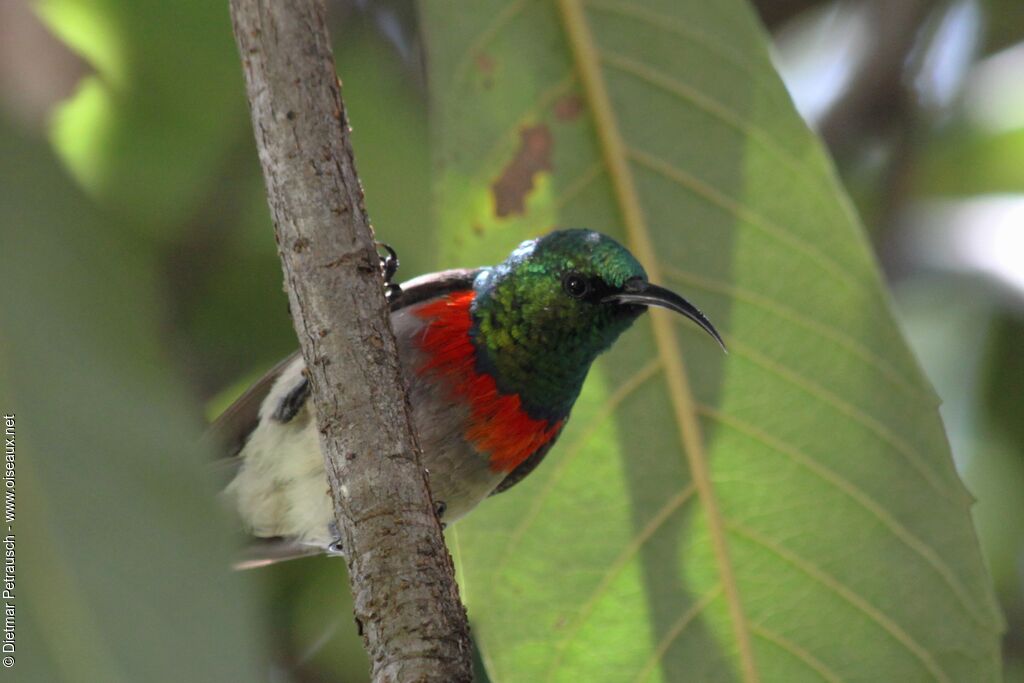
[1,0,1022,680]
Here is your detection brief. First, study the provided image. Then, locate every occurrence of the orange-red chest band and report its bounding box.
[413,291,563,473]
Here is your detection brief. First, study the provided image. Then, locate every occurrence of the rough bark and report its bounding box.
[228,1,473,680]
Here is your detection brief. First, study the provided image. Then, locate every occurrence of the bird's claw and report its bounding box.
[376,241,402,303]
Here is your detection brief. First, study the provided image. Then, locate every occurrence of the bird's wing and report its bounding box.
[207,351,301,465]
[206,268,480,466]
[390,268,481,309]
[232,537,325,571]
[212,269,480,569]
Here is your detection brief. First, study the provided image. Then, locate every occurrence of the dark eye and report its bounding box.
[562,272,590,298]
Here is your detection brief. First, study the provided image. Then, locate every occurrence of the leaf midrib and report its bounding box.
[432,1,999,679]
[555,1,761,682]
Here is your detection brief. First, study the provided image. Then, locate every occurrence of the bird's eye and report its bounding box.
[562,272,590,299]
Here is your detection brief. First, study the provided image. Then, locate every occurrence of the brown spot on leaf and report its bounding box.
[475,52,495,74]
[554,93,584,121]
[492,124,553,218]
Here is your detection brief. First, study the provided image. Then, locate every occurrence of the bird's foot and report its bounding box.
[376,241,402,303]
[326,522,346,557]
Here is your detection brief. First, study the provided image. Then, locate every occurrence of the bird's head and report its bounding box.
[471,229,723,419]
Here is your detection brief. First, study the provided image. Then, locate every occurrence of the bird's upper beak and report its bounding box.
[603,279,726,351]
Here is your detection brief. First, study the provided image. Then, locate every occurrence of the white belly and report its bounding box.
[223,310,504,547]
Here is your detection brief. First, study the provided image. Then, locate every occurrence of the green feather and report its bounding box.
[471,230,647,419]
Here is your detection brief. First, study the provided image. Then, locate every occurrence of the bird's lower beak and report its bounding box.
[603,281,726,351]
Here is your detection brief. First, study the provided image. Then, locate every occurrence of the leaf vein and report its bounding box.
[476,71,578,179]
[558,1,760,680]
[627,145,864,290]
[750,623,845,683]
[600,50,822,189]
[631,585,724,683]
[727,522,951,683]
[553,160,606,211]
[545,483,698,679]
[706,329,964,504]
[584,0,768,87]
[697,403,997,630]
[491,359,661,583]
[662,266,932,401]
[451,0,536,94]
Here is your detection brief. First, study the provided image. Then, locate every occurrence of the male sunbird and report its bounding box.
[213,229,723,564]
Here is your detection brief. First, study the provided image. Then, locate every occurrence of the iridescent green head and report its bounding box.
[471,229,723,420]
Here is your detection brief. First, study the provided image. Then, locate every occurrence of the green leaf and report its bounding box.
[913,125,1024,197]
[37,0,247,238]
[420,1,1003,681]
[0,117,265,682]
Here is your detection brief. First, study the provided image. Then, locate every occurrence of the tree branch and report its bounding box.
[228,1,473,680]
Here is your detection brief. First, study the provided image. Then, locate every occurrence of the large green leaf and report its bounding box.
[37,0,246,238]
[420,1,1003,681]
[0,118,264,682]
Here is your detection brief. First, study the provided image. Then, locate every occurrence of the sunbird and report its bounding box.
[213,229,723,564]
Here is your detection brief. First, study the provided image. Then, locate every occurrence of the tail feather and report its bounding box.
[233,537,326,570]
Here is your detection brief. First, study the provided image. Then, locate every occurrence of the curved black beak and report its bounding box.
[603,280,726,352]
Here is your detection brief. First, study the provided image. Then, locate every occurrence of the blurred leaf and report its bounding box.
[421,1,1003,681]
[914,125,1024,197]
[0,118,264,681]
[974,315,1024,618]
[895,280,1024,679]
[177,15,437,394]
[37,0,247,238]
[288,559,369,679]
[984,315,1024,452]
[964,433,1024,632]
[336,18,435,279]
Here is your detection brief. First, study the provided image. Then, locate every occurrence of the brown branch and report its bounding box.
[228,1,473,681]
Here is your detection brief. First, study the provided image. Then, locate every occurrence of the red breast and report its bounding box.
[412,291,563,473]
